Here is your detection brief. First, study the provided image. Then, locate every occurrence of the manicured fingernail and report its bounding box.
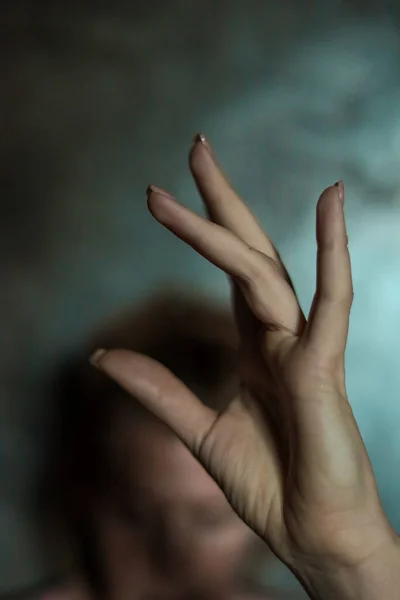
[90,348,107,368]
[334,180,344,205]
[146,185,175,200]
[192,132,211,152]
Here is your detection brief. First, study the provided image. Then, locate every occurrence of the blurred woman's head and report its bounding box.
[56,291,267,600]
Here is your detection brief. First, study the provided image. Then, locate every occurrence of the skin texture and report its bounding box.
[93,135,400,598]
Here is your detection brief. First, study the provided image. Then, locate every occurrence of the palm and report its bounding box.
[197,328,369,563]
[96,136,393,567]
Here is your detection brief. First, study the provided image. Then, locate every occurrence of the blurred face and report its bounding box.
[94,413,254,600]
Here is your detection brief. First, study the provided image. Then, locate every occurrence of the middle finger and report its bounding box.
[190,136,290,277]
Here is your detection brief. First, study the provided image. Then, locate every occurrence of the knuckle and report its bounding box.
[320,287,354,307]
[235,251,281,289]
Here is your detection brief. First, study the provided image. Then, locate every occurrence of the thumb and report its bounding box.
[90,349,216,453]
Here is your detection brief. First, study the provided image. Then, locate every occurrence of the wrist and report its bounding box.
[289,531,400,600]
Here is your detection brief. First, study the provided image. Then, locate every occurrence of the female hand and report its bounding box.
[91,135,399,594]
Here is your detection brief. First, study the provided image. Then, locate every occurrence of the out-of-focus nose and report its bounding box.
[151,519,194,576]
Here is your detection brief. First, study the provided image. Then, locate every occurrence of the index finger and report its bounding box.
[91,349,216,453]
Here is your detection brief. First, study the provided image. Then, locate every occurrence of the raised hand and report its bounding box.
[91,135,399,590]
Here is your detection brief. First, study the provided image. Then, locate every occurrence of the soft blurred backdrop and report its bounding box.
[1,0,400,596]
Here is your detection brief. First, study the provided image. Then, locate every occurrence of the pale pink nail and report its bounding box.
[146,185,175,200]
[192,132,212,153]
[90,348,107,367]
[334,180,344,205]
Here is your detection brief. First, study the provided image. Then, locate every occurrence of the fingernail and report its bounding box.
[334,180,344,205]
[192,132,211,153]
[146,185,175,200]
[90,348,107,368]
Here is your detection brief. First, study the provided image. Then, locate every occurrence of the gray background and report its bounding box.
[1,0,400,596]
